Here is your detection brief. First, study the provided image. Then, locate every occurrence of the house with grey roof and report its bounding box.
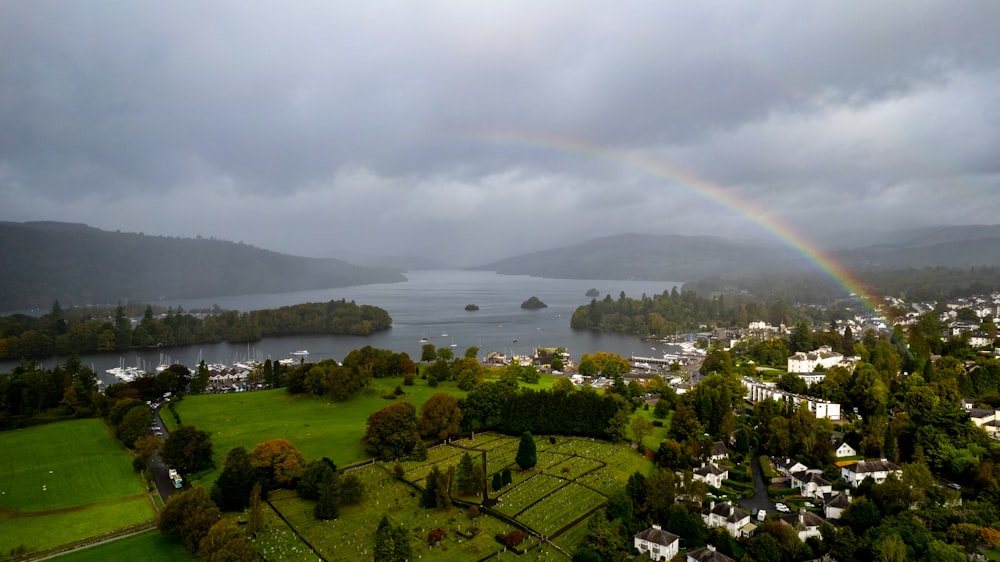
[687,545,737,562]
[841,459,902,486]
[634,524,679,561]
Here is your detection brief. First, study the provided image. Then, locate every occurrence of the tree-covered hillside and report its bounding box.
[0,222,406,311]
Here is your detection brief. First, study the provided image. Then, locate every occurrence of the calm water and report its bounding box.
[7,270,681,381]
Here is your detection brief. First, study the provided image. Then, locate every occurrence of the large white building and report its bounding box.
[742,378,842,421]
[787,345,858,373]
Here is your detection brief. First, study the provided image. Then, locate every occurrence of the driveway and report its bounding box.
[738,454,775,517]
[150,408,186,502]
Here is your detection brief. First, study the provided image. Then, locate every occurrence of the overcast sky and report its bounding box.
[2,1,999,266]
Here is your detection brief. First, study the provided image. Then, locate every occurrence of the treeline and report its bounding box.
[570,287,793,337]
[0,299,392,360]
[684,267,1000,308]
[0,356,102,429]
[460,381,629,438]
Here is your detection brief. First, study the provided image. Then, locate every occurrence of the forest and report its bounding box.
[0,299,392,360]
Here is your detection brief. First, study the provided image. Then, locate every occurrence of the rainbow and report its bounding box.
[473,130,880,313]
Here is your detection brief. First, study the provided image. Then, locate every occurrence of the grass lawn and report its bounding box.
[0,496,154,554]
[49,529,194,562]
[174,377,475,488]
[0,418,145,512]
[0,418,155,555]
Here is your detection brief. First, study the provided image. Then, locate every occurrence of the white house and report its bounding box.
[774,458,808,476]
[693,463,729,488]
[634,524,679,561]
[779,511,826,541]
[821,491,852,520]
[841,459,902,486]
[701,501,753,537]
[832,439,856,458]
[687,545,737,562]
[709,441,729,463]
[789,470,833,499]
[742,378,842,421]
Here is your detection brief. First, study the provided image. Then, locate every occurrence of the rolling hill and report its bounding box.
[0,222,406,311]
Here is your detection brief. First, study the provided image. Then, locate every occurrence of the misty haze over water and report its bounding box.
[5,271,682,380]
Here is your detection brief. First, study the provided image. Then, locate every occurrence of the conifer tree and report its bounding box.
[516,431,537,470]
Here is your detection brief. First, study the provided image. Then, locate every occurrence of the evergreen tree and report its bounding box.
[515,431,537,470]
[211,446,263,511]
[492,471,504,491]
[340,473,365,505]
[314,472,340,520]
[454,452,477,496]
[421,466,440,508]
[502,467,512,486]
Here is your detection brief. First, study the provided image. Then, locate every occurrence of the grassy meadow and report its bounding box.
[0,418,155,554]
[172,373,568,488]
[49,530,194,562]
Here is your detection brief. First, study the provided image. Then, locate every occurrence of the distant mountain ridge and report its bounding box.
[471,226,1000,282]
[0,221,406,311]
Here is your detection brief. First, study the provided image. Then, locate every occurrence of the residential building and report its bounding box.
[821,491,852,520]
[774,458,808,477]
[634,524,679,561]
[841,459,902,486]
[787,346,853,373]
[789,470,833,499]
[832,438,856,458]
[701,501,753,537]
[709,441,729,463]
[742,378,841,421]
[779,511,826,541]
[687,545,737,562]
[693,463,729,488]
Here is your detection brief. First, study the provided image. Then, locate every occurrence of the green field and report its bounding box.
[50,530,194,562]
[172,374,565,487]
[0,419,155,554]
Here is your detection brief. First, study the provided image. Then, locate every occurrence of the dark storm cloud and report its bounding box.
[1,1,999,263]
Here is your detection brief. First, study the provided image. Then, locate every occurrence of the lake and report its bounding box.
[7,270,682,381]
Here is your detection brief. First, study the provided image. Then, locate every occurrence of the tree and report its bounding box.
[246,482,264,538]
[133,434,162,468]
[454,452,478,496]
[314,472,340,520]
[630,416,654,449]
[420,466,452,509]
[515,431,537,470]
[492,471,504,491]
[197,518,258,562]
[297,458,336,500]
[158,486,220,554]
[161,426,214,474]
[116,405,153,447]
[552,377,575,393]
[340,473,364,505]
[211,446,263,511]
[421,343,437,363]
[374,516,411,562]
[250,439,305,489]
[417,393,463,439]
[361,402,419,461]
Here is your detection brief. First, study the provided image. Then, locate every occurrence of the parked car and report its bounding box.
[757,509,767,521]
[775,502,789,513]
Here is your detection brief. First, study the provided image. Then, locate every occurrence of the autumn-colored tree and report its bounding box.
[250,439,305,489]
[981,527,1000,548]
[579,351,630,376]
[133,434,162,467]
[158,486,220,554]
[197,517,258,561]
[418,393,463,439]
[361,402,419,461]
